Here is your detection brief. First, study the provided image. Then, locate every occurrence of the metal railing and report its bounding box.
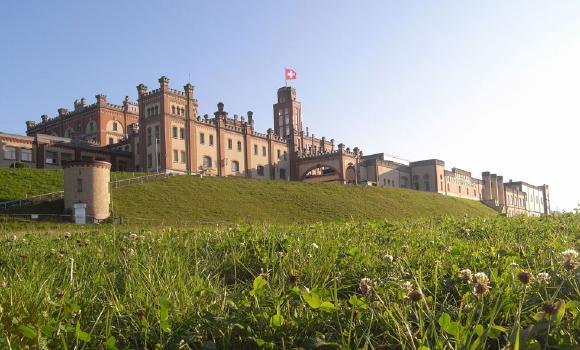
[0,173,174,211]
[110,173,172,189]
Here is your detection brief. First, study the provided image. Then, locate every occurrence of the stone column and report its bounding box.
[490,174,498,203]
[482,172,492,200]
[497,175,505,206]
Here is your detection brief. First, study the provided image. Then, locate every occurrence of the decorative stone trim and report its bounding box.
[62,160,112,170]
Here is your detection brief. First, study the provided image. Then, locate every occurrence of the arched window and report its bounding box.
[202,156,212,168]
[231,160,240,172]
[257,165,265,176]
[85,120,96,134]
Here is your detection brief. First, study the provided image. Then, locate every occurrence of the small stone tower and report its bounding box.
[273,86,302,138]
[63,161,111,223]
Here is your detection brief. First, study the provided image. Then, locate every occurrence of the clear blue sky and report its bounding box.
[1,1,578,211]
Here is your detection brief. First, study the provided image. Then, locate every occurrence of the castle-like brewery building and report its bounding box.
[0,76,550,216]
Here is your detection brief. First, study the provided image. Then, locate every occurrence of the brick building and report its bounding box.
[0,75,550,216]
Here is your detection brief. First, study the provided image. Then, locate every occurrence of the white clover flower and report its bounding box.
[383,254,394,263]
[474,272,489,284]
[459,269,472,282]
[510,262,518,270]
[401,281,413,293]
[536,272,551,287]
[10,235,17,242]
[359,277,375,294]
[561,249,578,262]
[129,233,138,240]
[473,272,491,295]
[311,243,320,249]
[561,249,579,271]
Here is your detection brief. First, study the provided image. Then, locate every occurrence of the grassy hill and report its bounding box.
[112,175,496,225]
[0,168,143,202]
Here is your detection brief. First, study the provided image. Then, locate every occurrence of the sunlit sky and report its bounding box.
[1,1,578,211]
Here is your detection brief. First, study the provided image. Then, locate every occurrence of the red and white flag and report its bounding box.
[285,67,297,80]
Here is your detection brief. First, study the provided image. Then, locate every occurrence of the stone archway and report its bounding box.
[300,164,341,182]
[345,165,356,184]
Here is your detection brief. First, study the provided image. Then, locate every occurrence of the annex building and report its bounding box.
[1,76,550,216]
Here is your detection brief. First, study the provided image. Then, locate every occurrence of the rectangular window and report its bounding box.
[61,153,73,162]
[77,179,83,192]
[147,127,152,146]
[173,150,178,163]
[154,125,160,142]
[237,141,242,151]
[3,146,16,160]
[262,146,266,156]
[209,135,214,146]
[277,149,281,159]
[172,127,178,139]
[21,148,32,162]
[254,144,258,155]
[228,139,232,149]
[147,154,152,168]
[109,138,114,145]
[45,151,58,164]
[279,168,286,179]
[113,122,118,131]
[180,128,185,139]
[181,151,186,163]
[200,133,205,144]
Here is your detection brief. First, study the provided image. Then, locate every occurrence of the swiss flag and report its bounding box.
[285,68,297,80]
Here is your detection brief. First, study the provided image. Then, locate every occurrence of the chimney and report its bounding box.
[57,108,68,117]
[247,111,254,125]
[159,76,170,90]
[95,94,107,106]
[26,120,36,129]
[137,84,148,96]
[184,83,194,97]
[41,115,48,123]
[74,98,86,111]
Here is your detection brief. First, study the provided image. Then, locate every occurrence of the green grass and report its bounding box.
[111,175,497,225]
[1,215,578,349]
[0,168,144,202]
